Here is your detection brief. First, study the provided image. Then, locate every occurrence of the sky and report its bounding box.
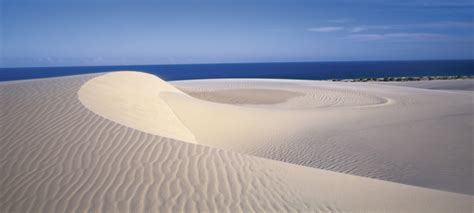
[1,0,473,67]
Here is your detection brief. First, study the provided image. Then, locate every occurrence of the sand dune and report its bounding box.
[78,72,196,143]
[1,71,472,212]
[172,78,474,195]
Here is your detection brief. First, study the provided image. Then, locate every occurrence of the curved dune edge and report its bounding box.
[78,71,197,143]
[180,88,305,105]
[174,79,392,109]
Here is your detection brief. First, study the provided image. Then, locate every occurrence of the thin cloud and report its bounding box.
[349,27,367,33]
[308,26,344,32]
[348,33,451,41]
[420,21,474,29]
[328,18,351,23]
[351,21,474,32]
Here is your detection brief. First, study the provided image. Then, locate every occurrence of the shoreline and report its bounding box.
[332,75,474,82]
[1,73,473,84]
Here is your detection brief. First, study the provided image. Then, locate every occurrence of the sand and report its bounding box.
[1,71,472,212]
[171,78,474,195]
[78,72,196,143]
[181,88,304,105]
[375,79,474,91]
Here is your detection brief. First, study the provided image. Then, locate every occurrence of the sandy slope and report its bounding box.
[78,72,196,143]
[0,71,472,212]
[171,78,474,195]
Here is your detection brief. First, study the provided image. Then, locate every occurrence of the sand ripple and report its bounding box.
[171,77,474,195]
[174,79,388,109]
[1,72,472,212]
[0,75,312,212]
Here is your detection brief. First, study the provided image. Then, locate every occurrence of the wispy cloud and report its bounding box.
[328,18,351,23]
[307,19,474,37]
[349,27,367,33]
[351,21,474,32]
[308,26,344,32]
[348,33,450,41]
[418,21,474,29]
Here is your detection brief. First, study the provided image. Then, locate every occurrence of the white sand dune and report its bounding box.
[1,71,472,212]
[78,72,196,143]
[171,78,474,195]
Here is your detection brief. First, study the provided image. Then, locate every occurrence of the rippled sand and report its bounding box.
[1,71,472,212]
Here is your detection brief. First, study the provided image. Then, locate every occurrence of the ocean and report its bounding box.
[0,60,472,82]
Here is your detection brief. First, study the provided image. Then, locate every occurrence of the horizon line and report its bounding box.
[1,58,473,69]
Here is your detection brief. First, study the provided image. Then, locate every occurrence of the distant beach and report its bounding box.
[332,75,474,82]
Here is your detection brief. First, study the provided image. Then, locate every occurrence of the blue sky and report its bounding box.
[1,0,473,67]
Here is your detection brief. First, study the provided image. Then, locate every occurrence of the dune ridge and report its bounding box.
[78,71,196,143]
[0,72,472,212]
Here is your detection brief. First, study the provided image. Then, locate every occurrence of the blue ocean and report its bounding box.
[0,60,472,82]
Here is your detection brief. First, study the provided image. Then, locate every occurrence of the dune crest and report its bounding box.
[78,71,196,143]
